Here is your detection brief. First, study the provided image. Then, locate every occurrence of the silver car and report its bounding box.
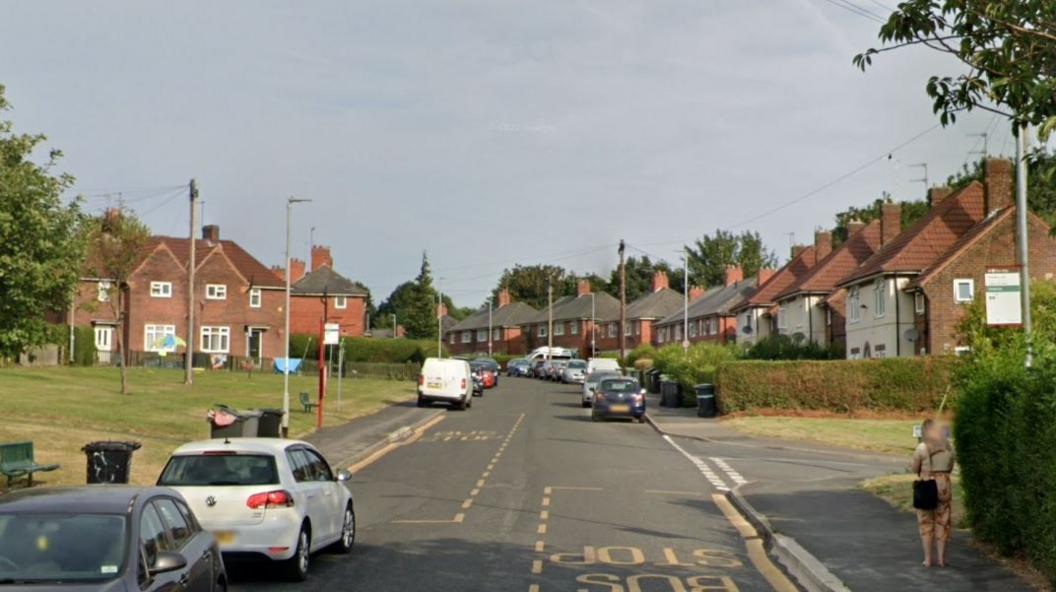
[561,360,588,384]
[582,370,620,407]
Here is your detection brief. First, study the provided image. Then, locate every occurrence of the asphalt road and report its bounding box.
[229,376,798,592]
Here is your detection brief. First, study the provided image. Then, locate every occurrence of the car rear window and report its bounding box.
[568,361,587,369]
[600,379,638,393]
[0,513,126,582]
[158,454,279,486]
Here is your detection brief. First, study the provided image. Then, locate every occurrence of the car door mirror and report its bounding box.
[148,551,187,576]
[336,469,352,482]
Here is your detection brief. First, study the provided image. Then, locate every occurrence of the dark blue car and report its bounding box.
[590,377,646,423]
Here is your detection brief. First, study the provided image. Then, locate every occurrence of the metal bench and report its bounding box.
[0,442,59,488]
[299,391,319,414]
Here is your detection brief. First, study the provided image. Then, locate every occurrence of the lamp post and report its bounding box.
[487,297,493,357]
[391,313,397,338]
[283,196,311,438]
[590,292,596,359]
[682,252,690,352]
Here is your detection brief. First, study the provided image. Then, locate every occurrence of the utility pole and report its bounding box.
[547,280,553,360]
[590,292,596,359]
[618,240,626,360]
[283,197,311,437]
[487,297,493,357]
[1016,124,1033,367]
[184,179,198,385]
[437,284,443,358]
[391,313,397,338]
[682,251,689,352]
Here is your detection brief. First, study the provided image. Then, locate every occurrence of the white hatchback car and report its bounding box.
[157,438,355,581]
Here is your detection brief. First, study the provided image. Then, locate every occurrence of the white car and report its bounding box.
[157,438,355,581]
[583,370,621,407]
[586,357,621,375]
[417,357,473,410]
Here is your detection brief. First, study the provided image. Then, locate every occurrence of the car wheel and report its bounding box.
[417,396,428,408]
[282,525,311,582]
[330,503,356,554]
[590,413,599,422]
[466,396,473,409]
[581,401,590,408]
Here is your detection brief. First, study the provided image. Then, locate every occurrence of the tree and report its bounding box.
[606,256,681,302]
[832,196,931,244]
[684,230,778,288]
[492,264,576,310]
[0,84,85,360]
[85,209,150,394]
[377,252,448,338]
[854,1,1056,139]
[946,155,1056,226]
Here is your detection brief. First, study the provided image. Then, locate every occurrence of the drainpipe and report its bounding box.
[807,297,813,345]
[894,277,901,357]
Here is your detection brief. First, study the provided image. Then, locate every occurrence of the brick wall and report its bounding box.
[290,294,367,339]
[446,326,526,356]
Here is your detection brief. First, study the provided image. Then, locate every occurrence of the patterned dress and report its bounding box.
[912,440,956,542]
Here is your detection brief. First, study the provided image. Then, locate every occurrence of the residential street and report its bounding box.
[228,377,797,591]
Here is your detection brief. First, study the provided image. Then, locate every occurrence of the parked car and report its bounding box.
[0,485,226,591]
[546,360,569,381]
[591,377,647,422]
[473,358,500,388]
[586,357,622,375]
[561,360,589,384]
[507,359,531,377]
[417,357,473,410]
[582,370,621,407]
[532,359,548,379]
[158,438,355,582]
[471,373,484,397]
[469,360,494,394]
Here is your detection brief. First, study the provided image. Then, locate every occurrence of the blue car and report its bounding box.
[590,377,646,423]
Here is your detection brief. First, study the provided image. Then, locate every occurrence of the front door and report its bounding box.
[94,325,113,364]
[247,328,264,364]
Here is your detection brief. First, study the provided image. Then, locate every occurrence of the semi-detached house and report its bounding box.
[654,267,761,346]
[520,281,621,358]
[286,246,370,339]
[623,271,686,350]
[731,247,817,345]
[446,289,537,356]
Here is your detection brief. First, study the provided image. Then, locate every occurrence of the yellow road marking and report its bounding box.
[541,497,550,507]
[712,494,798,592]
[540,510,549,520]
[535,540,545,552]
[544,486,552,495]
[482,471,491,478]
[476,479,485,488]
[531,559,543,574]
[470,488,480,496]
[529,584,540,592]
[548,486,603,491]
[391,518,462,524]
[347,413,445,474]
[454,512,465,523]
[645,489,702,496]
[461,499,473,509]
[537,523,547,534]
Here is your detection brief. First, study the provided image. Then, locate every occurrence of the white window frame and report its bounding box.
[462,331,472,344]
[150,281,172,298]
[249,288,262,308]
[777,304,787,329]
[145,324,177,353]
[199,326,230,353]
[570,321,578,335]
[97,280,112,303]
[849,287,861,323]
[205,284,227,300]
[493,327,501,341]
[914,292,925,314]
[334,295,347,309]
[554,323,565,336]
[477,329,488,342]
[624,322,632,337]
[449,333,456,344]
[538,325,547,338]
[689,322,698,338]
[874,279,886,318]
[954,279,974,304]
[954,345,971,356]
[607,323,616,338]
[94,325,113,351]
[674,325,683,341]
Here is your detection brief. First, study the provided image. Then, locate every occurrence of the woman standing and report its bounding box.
[911,419,956,567]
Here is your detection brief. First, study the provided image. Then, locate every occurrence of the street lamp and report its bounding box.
[682,251,689,352]
[487,296,493,357]
[391,313,397,338]
[283,196,311,438]
[590,292,596,359]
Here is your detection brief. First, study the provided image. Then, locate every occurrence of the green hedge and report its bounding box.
[653,343,740,391]
[72,325,97,366]
[290,335,445,364]
[715,358,954,414]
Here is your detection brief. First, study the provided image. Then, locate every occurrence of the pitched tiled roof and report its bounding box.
[838,182,987,286]
[143,236,285,288]
[626,288,685,320]
[775,221,882,301]
[907,206,1020,289]
[731,246,818,312]
[521,292,621,324]
[292,266,369,296]
[654,279,759,327]
[449,301,539,331]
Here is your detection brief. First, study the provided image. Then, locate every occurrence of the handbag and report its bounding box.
[912,443,940,510]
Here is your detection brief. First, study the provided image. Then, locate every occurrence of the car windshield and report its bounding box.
[587,372,619,385]
[158,453,279,486]
[600,379,639,393]
[0,513,126,583]
[568,361,587,370]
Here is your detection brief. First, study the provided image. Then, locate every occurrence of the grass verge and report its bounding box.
[0,366,414,489]
[722,415,919,455]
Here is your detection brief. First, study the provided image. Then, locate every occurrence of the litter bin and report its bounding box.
[660,380,683,408]
[257,408,284,437]
[695,384,717,418]
[646,370,662,394]
[209,406,262,439]
[83,441,141,484]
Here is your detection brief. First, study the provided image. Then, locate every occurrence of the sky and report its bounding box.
[0,1,1027,308]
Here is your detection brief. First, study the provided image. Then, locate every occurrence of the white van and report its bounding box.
[417,358,473,410]
[586,358,621,375]
[527,346,575,362]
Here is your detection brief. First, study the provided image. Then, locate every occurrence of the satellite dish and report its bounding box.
[791,332,806,343]
[904,328,920,342]
[742,325,753,334]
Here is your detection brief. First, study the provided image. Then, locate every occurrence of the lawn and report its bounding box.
[722,416,920,455]
[861,473,967,528]
[0,366,415,489]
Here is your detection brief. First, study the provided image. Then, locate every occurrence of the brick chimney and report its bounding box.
[847,219,866,238]
[757,268,776,286]
[689,286,706,300]
[929,186,953,205]
[270,265,285,281]
[289,258,306,282]
[725,266,743,286]
[497,288,511,307]
[881,203,901,245]
[311,245,333,271]
[577,279,592,297]
[202,224,220,242]
[814,231,833,263]
[790,245,805,259]
[984,158,1013,214]
[651,270,669,292]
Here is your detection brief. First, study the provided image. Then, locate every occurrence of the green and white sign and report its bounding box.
[985,271,1022,326]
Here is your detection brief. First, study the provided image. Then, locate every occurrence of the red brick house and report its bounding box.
[287,246,369,339]
[836,158,1056,358]
[445,289,537,356]
[520,280,621,358]
[623,271,686,349]
[69,224,286,365]
[654,267,762,346]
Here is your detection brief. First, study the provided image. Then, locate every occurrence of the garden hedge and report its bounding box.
[715,357,954,414]
[290,335,445,364]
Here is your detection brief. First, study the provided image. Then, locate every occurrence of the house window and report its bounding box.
[97,281,111,303]
[635,322,640,336]
[449,333,456,344]
[150,281,172,298]
[570,322,578,335]
[538,326,547,338]
[462,331,472,344]
[674,326,683,341]
[249,288,262,308]
[199,326,230,353]
[607,323,616,338]
[624,322,632,337]
[689,322,698,338]
[873,280,886,318]
[554,323,565,336]
[914,293,925,315]
[954,345,971,356]
[145,324,176,352]
[205,284,227,300]
[777,305,786,329]
[334,295,347,309]
[826,307,832,326]
[954,279,974,303]
[493,327,501,341]
[477,329,488,342]
[849,287,861,323]
[94,326,113,351]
